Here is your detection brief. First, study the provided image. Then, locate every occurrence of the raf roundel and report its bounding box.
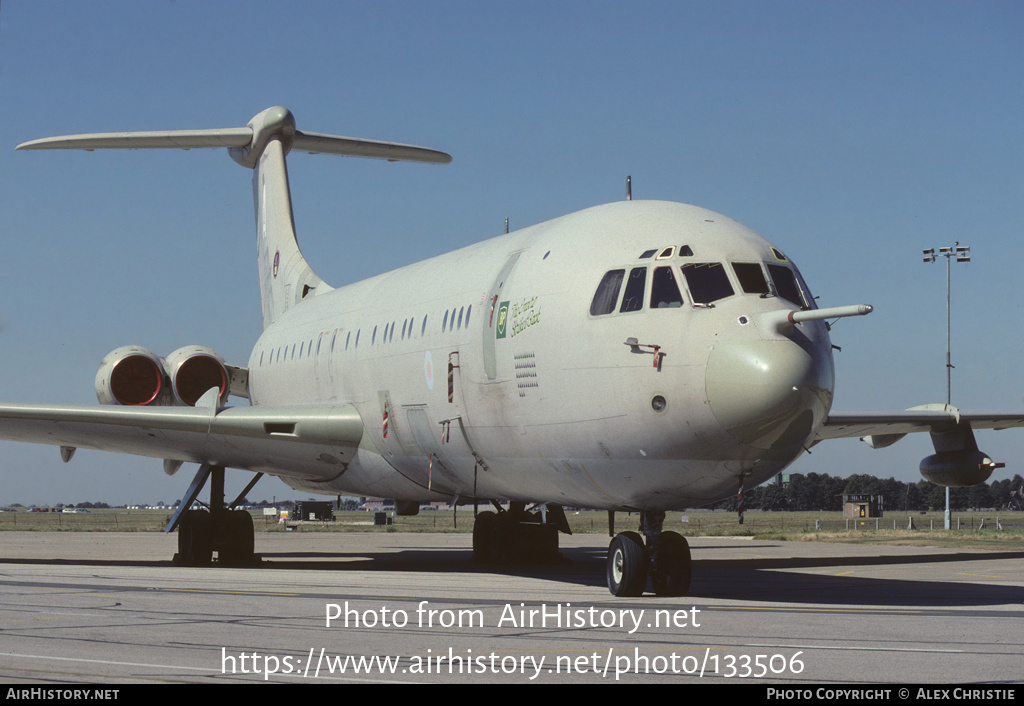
[424,350,434,390]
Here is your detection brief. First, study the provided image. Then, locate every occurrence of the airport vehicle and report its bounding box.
[1,107,1020,596]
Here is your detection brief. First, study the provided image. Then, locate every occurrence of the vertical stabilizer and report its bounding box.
[254,136,330,328]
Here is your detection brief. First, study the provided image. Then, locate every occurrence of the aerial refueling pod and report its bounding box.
[96,345,231,407]
[919,450,1005,487]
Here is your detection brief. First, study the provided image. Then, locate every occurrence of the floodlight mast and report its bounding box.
[922,242,970,530]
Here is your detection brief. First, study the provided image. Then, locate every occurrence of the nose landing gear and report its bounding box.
[607,511,691,597]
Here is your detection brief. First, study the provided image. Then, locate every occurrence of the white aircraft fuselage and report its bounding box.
[250,198,835,511]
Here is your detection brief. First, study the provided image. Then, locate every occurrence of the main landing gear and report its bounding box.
[168,464,261,567]
[471,501,569,564]
[607,510,691,597]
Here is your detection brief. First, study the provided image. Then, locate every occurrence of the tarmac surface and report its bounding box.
[0,531,1021,684]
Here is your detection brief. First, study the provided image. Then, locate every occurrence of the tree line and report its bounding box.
[707,472,1024,513]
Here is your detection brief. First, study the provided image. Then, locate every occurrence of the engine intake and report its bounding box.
[164,346,230,407]
[96,345,231,407]
[95,346,167,406]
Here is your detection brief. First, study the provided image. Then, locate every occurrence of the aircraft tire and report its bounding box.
[219,510,255,566]
[607,531,647,596]
[177,509,212,566]
[472,510,499,563]
[650,531,691,596]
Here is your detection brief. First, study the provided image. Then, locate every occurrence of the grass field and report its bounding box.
[1,507,1022,549]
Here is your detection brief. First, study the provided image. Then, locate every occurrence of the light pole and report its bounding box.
[922,243,970,529]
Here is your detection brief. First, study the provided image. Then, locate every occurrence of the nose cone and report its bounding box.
[706,340,833,450]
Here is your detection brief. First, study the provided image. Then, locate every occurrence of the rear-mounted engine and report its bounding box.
[96,345,231,407]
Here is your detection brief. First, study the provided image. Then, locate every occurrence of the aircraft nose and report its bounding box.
[705,340,833,450]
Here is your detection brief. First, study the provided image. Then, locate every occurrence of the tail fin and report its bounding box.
[17,106,451,329]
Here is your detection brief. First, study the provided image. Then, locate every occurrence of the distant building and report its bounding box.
[843,493,883,519]
[294,501,333,521]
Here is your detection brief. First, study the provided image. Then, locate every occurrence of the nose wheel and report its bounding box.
[607,531,647,596]
[606,513,691,596]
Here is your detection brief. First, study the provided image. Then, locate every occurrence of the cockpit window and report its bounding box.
[732,262,770,295]
[793,266,817,309]
[650,266,683,308]
[681,263,734,305]
[620,267,647,313]
[590,269,625,315]
[767,264,805,307]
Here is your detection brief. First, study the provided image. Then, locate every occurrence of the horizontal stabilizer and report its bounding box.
[15,107,452,167]
[292,131,452,163]
[16,128,253,151]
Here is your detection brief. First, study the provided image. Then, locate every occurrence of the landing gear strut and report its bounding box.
[472,501,567,564]
[168,465,260,566]
[607,510,691,597]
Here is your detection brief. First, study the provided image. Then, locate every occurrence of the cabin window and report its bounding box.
[422,315,428,336]
[619,267,647,313]
[733,262,770,295]
[345,331,351,350]
[442,311,449,331]
[590,269,625,316]
[767,264,804,307]
[458,307,465,330]
[465,305,472,328]
[681,263,734,304]
[650,266,683,308]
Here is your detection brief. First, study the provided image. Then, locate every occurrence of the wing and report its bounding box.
[816,407,1024,446]
[0,402,364,479]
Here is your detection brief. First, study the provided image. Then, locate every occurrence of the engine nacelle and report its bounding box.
[919,450,1004,487]
[164,346,230,407]
[95,346,168,406]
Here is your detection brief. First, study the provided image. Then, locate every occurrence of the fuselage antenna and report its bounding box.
[626,176,632,201]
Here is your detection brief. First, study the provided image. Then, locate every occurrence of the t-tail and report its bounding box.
[17,106,452,329]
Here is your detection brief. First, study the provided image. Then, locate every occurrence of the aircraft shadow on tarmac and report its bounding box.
[252,543,1024,607]
[2,542,1021,607]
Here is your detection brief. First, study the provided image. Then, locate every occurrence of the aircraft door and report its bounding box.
[483,252,522,380]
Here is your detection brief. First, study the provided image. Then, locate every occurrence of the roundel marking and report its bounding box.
[424,350,434,390]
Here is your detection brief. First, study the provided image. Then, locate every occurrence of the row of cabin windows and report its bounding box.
[590,261,812,316]
[256,304,473,367]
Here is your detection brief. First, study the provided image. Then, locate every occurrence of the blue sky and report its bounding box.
[0,1,1021,505]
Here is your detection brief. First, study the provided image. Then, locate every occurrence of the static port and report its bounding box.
[651,395,667,412]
